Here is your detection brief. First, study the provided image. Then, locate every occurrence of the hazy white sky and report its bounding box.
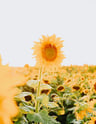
[0,0,96,67]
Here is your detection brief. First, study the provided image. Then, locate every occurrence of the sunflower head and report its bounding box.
[51,93,59,101]
[32,34,65,71]
[94,82,96,92]
[57,85,65,92]
[41,89,51,95]
[40,84,51,95]
[43,79,50,84]
[88,117,96,124]
[72,85,80,91]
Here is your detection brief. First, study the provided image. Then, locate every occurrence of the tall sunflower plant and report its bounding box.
[1,35,96,124]
[13,35,96,124]
[13,35,65,124]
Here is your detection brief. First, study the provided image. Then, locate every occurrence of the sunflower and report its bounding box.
[32,34,65,71]
[40,84,52,95]
[88,99,96,115]
[88,117,96,124]
[72,85,80,91]
[0,56,26,124]
[75,110,87,120]
[57,85,65,92]
[94,82,96,93]
[51,93,60,101]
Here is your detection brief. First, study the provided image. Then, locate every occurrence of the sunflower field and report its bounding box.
[0,35,96,124]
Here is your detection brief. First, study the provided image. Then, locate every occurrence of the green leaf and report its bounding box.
[19,105,35,114]
[27,80,39,89]
[27,110,60,124]
[40,83,52,90]
[15,92,33,101]
[37,94,49,106]
[66,113,76,124]
[14,116,28,124]
[47,102,58,108]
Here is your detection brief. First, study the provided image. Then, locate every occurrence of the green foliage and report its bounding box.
[13,66,96,124]
[14,116,28,124]
[27,110,60,124]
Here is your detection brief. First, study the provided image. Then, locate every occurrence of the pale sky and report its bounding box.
[0,0,96,67]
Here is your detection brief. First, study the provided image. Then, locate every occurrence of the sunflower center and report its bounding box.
[42,44,57,61]
[94,120,96,124]
[94,83,96,91]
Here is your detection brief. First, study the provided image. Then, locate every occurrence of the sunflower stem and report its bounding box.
[36,67,42,113]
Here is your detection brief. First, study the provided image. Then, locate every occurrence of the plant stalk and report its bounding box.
[36,67,42,113]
